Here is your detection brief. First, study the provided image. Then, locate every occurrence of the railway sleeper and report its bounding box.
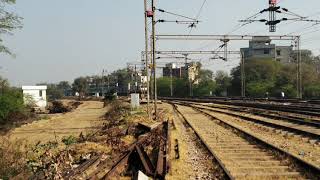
[173,104,319,179]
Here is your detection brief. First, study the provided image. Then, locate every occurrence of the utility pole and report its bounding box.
[170,65,173,96]
[151,0,157,120]
[101,69,105,97]
[134,65,137,93]
[144,0,150,119]
[269,0,277,32]
[241,51,246,98]
[296,36,302,99]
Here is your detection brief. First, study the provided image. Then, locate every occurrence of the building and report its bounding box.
[186,62,200,84]
[162,62,200,84]
[162,63,184,78]
[22,86,47,109]
[241,36,293,64]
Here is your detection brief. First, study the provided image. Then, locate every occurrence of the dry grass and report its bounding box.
[0,136,30,179]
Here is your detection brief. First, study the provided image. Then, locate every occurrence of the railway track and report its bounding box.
[184,96,320,106]
[178,101,320,141]
[162,97,320,117]
[171,102,320,179]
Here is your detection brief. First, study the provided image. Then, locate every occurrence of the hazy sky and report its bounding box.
[1,0,320,86]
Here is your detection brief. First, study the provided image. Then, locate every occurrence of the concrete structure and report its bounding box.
[22,86,47,109]
[241,36,293,64]
[162,62,200,84]
[130,93,140,109]
[186,62,200,84]
[163,63,184,78]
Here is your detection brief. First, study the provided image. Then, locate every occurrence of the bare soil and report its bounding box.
[7,101,107,145]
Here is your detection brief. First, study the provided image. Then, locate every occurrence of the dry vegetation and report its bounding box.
[0,100,156,179]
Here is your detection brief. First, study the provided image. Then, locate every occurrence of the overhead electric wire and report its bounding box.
[228,12,263,35]
[300,28,320,36]
[187,0,207,36]
[285,23,320,36]
[156,8,197,21]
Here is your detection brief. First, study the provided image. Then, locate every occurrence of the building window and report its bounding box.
[276,58,281,62]
[277,50,281,56]
[39,90,43,97]
[264,49,270,54]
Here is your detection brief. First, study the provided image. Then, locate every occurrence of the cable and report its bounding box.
[301,28,320,36]
[156,8,197,21]
[187,0,207,35]
[228,12,263,35]
[285,23,320,36]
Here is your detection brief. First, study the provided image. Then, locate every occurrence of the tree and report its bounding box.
[193,80,217,97]
[72,77,88,97]
[57,81,71,94]
[193,69,217,96]
[37,83,64,100]
[230,66,241,96]
[0,76,25,124]
[215,71,231,96]
[198,69,214,83]
[0,0,23,55]
[157,77,171,97]
[0,76,9,94]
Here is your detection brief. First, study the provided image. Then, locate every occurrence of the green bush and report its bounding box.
[61,135,77,145]
[246,82,274,98]
[304,84,320,98]
[0,89,25,124]
[194,80,217,96]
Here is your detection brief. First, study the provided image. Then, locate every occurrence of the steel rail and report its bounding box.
[183,102,320,140]
[171,104,233,179]
[162,97,320,116]
[171,102,320,178]
[191,102,320,128]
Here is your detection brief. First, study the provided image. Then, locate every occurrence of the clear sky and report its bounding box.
[1,0,320,86]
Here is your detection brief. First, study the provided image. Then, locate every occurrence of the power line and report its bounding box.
[156,8,197,21]
[187,0,207,35]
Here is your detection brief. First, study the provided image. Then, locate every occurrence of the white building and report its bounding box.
[22,86,47,109]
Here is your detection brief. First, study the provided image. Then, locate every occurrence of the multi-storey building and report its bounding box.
[240,36,293,64]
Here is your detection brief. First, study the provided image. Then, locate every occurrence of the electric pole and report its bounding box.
[151,0,157,120]
[241,51,246,98]
[296,36,302,99]
[144,0,150,119]
[170,65,173,96]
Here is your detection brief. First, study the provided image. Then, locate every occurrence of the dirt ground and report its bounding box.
[7,101,107,145]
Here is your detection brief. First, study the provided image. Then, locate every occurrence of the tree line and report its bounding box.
[157,51,320,99]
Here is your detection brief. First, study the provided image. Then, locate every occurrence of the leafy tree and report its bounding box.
[198,69,214,82]
[0,77,25,124]
[0,76,9,94]
[0,89,24,123]
[229,53,320,98]
[229,66,241,96]
[0,0,23,55]
[57,81,71,95]
[72,77,88,97]
[157,77,171,97]
[246,81,274,97]
[194,80,217,96]
[109,68,131,88]
[244,59,280,83]
[173,78,189,97]
[215,71,231,96]
[193,69,217,96]
[304,84,320,98]
[37,83,64,100]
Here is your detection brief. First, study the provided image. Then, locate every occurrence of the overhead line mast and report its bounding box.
[239,0,320,32]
